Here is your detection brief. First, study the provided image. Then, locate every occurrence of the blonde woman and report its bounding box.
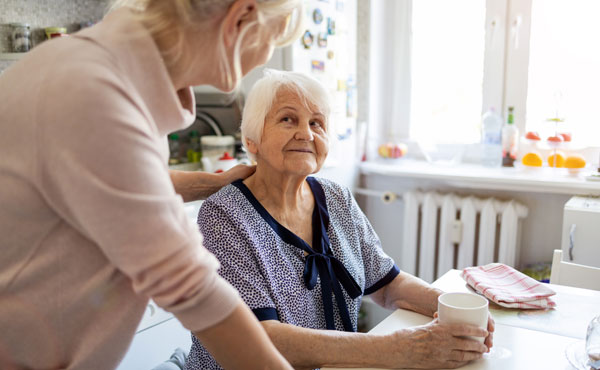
[0,1,302,369]
[189,70,495,369]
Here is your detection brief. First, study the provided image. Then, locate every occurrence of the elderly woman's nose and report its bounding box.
[294,121,314,140]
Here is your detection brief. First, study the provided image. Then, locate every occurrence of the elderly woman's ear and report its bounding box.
[222,0,259,48]
[246,138,259,155]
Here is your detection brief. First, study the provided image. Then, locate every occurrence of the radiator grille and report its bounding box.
[401,191,528,282]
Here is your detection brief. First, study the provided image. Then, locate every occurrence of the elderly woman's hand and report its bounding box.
[485,313,495,350]
[385,319,489,369]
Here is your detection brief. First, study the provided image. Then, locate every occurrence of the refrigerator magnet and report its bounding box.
[311,60,325,72]
[317,33,328,48]
[327,18,336,35]
[313,8,324,25]
[327,50,335,59]
[301,30,314,49]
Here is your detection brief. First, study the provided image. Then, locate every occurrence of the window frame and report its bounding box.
[373,0,540,142]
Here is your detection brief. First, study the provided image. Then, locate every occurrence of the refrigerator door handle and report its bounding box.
[569,224,576,261]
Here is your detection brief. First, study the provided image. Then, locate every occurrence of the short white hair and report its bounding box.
[241,69,332,161]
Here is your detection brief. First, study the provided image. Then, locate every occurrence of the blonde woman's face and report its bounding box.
[248,88,329,176]
[240,15,288,75]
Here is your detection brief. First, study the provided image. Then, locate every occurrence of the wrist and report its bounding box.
[429,288,444,316]
[378,330,411,369]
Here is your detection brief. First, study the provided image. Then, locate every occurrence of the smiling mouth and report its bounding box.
[288,149,314,153]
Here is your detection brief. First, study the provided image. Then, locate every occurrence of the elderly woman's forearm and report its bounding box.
[261,321,394,369]
[375,272,443,317]
[194,303,292,370]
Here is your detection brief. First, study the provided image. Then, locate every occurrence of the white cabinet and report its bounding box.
[117,302,191,370]
[561,196,600,268]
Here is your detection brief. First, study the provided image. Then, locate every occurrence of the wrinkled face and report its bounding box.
[247,88,329,176]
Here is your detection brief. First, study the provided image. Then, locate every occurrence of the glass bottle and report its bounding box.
[587,315,600,368]
[168,133,181,165]
[10,23,31,53]
[502,106,519,167]
[186,131,201,163]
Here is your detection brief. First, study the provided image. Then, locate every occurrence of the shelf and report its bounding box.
[360,160,600,196]
[0,53,25,61]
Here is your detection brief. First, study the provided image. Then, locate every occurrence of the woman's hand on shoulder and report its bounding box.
[220,164,256,184]
[384,319,488,369]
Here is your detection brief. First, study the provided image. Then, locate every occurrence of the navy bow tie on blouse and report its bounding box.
[299,182,362,332]
[302,238,362,332]
[233,178,362,332]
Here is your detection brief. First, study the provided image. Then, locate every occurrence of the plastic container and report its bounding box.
[200,135,235,162]
[45,27,67,39]
[481,108,503,167]
[11,23,31,52]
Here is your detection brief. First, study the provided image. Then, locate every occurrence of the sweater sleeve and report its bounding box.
[35,60,240,332]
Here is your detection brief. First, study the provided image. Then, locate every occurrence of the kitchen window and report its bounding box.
[370,0,600,148]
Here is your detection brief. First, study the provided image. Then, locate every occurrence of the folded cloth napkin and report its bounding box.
[461,263,556,309]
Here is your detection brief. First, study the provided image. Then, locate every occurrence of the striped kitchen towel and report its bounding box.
[461,263,556,309]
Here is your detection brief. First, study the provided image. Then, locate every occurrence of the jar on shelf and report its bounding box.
[10,23,32,53]
[45,27,67,40]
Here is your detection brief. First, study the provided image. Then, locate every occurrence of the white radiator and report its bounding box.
[401,191,528,282]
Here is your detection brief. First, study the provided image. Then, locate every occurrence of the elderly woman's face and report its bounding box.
[250,88,329,176]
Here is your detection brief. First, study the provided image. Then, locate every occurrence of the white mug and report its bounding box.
[438,292,489,343]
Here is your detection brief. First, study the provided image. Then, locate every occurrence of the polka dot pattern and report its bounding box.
[184,177,397,370]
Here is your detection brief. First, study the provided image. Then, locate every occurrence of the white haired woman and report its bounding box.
[188,70,495,370]
[0,1,303,369]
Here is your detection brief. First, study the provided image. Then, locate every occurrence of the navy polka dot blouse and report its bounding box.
[184,177,399,370]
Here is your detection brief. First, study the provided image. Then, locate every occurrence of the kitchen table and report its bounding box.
[323,269,599,370]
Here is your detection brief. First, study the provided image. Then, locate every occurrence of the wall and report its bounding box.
[0,0,110,73]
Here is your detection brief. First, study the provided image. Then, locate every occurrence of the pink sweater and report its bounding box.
[0,9,240,369]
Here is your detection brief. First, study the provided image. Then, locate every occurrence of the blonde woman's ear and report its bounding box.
[222,0,259,48]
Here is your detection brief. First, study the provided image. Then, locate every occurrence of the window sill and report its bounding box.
[360,160,600,196]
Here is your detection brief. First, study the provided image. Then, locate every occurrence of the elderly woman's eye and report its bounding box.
[280,116,292,123]
[310,120,322,128]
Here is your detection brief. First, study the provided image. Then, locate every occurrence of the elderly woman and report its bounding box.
[187,70,494,370]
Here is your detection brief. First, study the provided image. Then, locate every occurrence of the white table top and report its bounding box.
[323,269,598,370]
[432,269,600,339]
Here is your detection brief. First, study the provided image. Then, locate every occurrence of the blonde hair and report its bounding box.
[109,0,304,90]
[241,69,333,161]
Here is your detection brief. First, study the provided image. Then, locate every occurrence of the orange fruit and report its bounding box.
[564,155,586,169]
[547,135,564,143]
[547,152,565,168]
[522,152,543,167]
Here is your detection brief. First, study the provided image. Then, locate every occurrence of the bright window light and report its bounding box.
[410,0,486,144]
[526,0,600,146]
